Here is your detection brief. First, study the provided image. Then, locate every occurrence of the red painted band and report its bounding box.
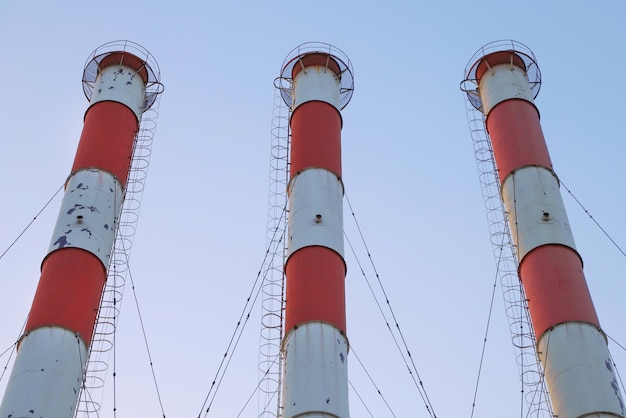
[290,101,342,178]
[519,245,599,339]
[291,53,341,79]
[486,99,552,182]
[26,248,107,345]
[73,101,138,186]
[284,246,346,333]
[475,51,526,83]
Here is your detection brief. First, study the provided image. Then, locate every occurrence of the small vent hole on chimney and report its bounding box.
[315,214,322,223]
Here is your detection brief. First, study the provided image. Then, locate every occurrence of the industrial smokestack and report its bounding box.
[463,40,624,418]
[0,40,162,418]
[278,42,354,418]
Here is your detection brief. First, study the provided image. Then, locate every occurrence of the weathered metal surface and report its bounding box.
[282,322,349,418]
[47,169,122,268]
[287,168,344,259]
[538,323,625,418]
[89,63,147,120]
[502,166,576,260]
[0,327,87,418]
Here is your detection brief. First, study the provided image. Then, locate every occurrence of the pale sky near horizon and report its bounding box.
[0,2,625,417]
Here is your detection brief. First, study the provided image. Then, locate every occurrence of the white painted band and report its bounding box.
[287,168,344,258]
[0,327,87,418]
[501,166,577,260]
[479,63,534,114]
[292,66,341,111]
[89,64,147,120]
[537,322,625,418]
[282,322,349,418]
[48,169,123,268]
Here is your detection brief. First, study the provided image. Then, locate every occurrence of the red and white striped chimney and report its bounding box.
[0,41,162,418]
[278,42,354,418]
[465,40,624,418]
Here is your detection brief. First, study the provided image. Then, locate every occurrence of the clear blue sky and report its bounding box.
[0,1,625,417]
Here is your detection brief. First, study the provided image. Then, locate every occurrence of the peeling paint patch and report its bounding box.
[66,204,85,215]
[104,224,109,230]
[53,235,70,249]
[339,352,344,363]
[611,378,625,411]
[81,228,92,237]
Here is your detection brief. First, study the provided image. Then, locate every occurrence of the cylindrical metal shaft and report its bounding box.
[279,43,354,418]
[0,43,160,418]
[467,41,624,418]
